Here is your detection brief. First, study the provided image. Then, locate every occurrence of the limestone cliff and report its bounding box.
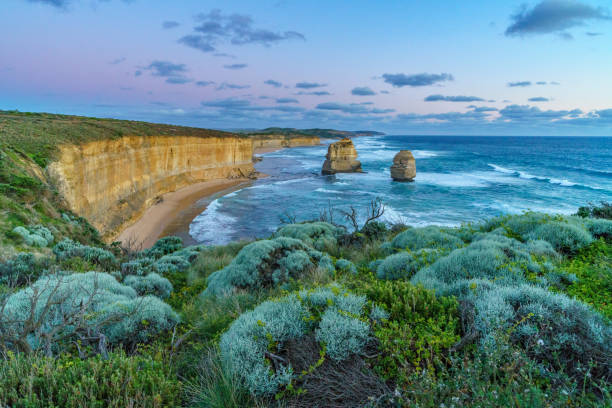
[48,135,254,241]
[252,135,320,150]
[321,138,363,174]
[390,150,416,181]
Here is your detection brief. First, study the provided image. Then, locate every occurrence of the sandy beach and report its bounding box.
[116,178,249,249]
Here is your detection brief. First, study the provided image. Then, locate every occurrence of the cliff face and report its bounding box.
[322,138,362,174]
[48,135,254,241]
[252,135,320,150]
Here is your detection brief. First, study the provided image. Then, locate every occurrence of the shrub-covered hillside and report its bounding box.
[0,202,611,407]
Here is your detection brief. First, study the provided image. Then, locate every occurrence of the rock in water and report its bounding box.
[321,138,363,174]
[390,150,416,181]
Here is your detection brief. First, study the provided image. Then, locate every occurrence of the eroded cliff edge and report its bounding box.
[48,135,255,242]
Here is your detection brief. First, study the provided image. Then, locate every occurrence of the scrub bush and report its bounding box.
[527,221,593,253]
[376,249,441,280]
[202,237,334,297]
[335,258,357,274]
[584,218,612,239]
[389,226,463,252]
[12,225,53,248]
[0,272,179,353]
[0,350,181,408]
[356,278,460,385]
[0,252,47,286]
[471,284,612,383]
[124,273,173,299]
[274,221,344,251]
[360,221,388,241]
[219,286,372,396]
[577,201,612,220]
[144,236,183,259]
[53,238,117,270]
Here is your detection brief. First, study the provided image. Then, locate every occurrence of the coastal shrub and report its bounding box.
[124,273,173,299]
[121,246,204,277]
[0,350,181,408]
[577,201,612,220]
[202,237,334,297]
[389,226,463,252]
[412,234,555,296]
[274,221,344,251]
[471,284,612,383]
[335,258,357,274]
[360,220,388,241]
[219,286,372,396]
[561,239,612,320]
[356,278,460,385]
[11,225,53,248]
[585,218,612,239]
[0,272,179,353]
[53,238,117,270]
[144,236,183,259]
[376,249,441,280]
[527,221,593,253]
[0,252,48,286]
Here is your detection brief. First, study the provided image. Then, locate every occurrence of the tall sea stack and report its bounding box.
[321,138,363,174]
[390,150,416,181]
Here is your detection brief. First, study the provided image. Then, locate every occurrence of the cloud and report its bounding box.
[276,98,298,103]
[109,57,126,65]
[196,80,214,87]
[498,104,581,120]
[380,90,390,94]
[296,91,331,96]
[141,60,192,84]
[316,102,394,115]
[216,82,250,90]
[508,81,532,87]
[27,0,69,7]
[202,98,251,109]
[505,0,611,37]
[528,96,550,102]
[163,21,180,29]
[179,9,305,53]
[425,94,485,102]
[224,63,248,70]
[586,31,603,36]
[382,72,453,87]
[296,82,327,89]
[264,79,282,88]
[467,105,499,112]
[351,86,376,96]
[536,81,547,85]
[551,81,561,85]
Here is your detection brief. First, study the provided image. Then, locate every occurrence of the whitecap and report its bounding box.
[189,199,237,245]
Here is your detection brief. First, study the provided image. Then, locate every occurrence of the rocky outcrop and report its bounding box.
[252,135,320,151]
[48,135,254,241]
[390,150,416,181]
[321,138,362,174]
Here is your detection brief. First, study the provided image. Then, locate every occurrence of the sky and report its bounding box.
[1,0,612,135]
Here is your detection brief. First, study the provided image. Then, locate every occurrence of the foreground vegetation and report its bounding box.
[1,198,611,407]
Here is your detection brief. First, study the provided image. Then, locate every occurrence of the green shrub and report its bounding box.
[53,239,117,270]
[356,279,460,385]
[471,284,612,383]
[144,236,184,259]
[124,273,173,299]
[219,286,372,396]
[1,272,179,353]
[585,218,612,239]
[335,258,357,274]
[11,225,53,247]
[360,221,388,241]
[376,249,441,280]
[0,252,48,286]
[412,234,545,296]
[527,221,594,254]
[577,202,612,220]
[274,221,344,251]
[202,237,334,297]
[0,350,181,407]
[389,226,463,252]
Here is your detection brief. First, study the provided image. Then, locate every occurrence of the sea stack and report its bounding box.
[321,138,363,174]
[390,150,416,181]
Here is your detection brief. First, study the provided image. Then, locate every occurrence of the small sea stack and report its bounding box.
[390,150,416,181]
[321,138,363,174]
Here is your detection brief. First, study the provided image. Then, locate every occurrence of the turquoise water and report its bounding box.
[189,136,612,245]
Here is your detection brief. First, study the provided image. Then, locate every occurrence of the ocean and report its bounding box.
[188,136,612,246]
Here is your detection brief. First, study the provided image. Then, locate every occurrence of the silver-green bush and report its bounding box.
[274,222,345,251]
[124,272,173,299]
[202,237,334,297]
[390,226,463,252]
[376,249,441,280]
[219,286,371,396]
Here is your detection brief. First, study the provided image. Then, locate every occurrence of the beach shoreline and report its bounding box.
[116,178,250,249]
